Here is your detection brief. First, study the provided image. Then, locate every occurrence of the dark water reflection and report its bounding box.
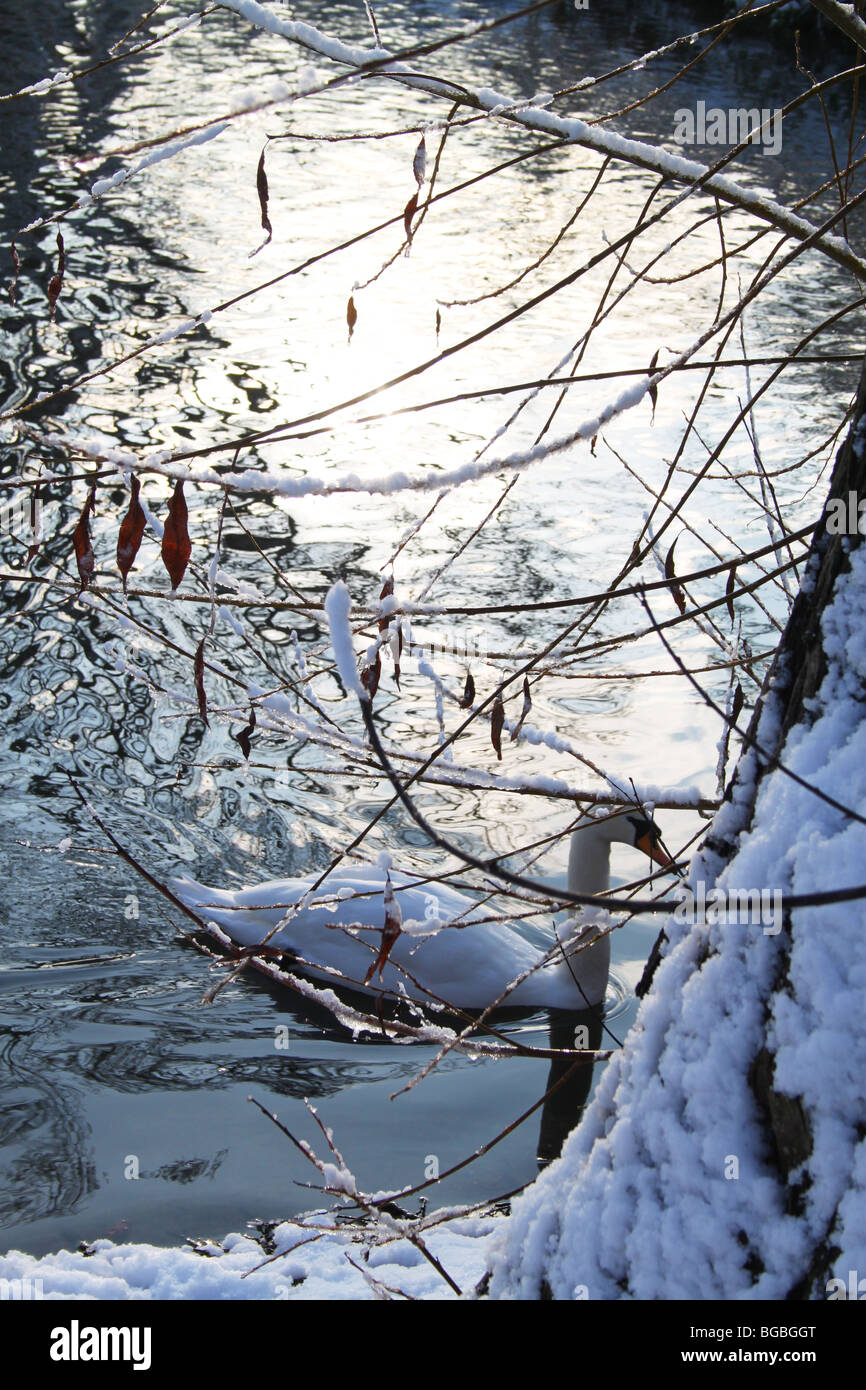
[0,0,862,1256]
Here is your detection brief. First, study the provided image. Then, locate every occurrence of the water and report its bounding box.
[0,0,861,1257]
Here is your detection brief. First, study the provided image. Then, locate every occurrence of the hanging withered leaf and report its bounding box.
[730,680,744,728]
[249,148,273,258]
[161,479,191,591]
[47,230,65,322]
[194,636,209,727]
[347,294,357,342]
[26,480,41,564]
[235,706,257,760]
[363,870,402,985]
[590,434,598,456]
[378,574,394,632]
[116,473,146,593]
[726,563,737,625]
[491,692,504,760]
[510,677,532,741]
[664,534,686,615]
[403,192,418,246]
[435,306,441,341]
[648,348,660,422]
[412,134,427,188]
[361,649,381,699]
[389,625,402,690]
[458,671,475,709]
[72,486,96,591]
[9,241,19,304]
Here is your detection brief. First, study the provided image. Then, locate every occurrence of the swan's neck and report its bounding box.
[552,825,612,1007]
[567,826,612,897]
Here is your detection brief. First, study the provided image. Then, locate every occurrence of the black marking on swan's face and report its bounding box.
[626,814,672,869]
[626,815,662,847]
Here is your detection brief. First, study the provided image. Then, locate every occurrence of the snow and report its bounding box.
[488,536,866,1299]
[218,0,391,67]
[298,65,321,95]
[324,580,365,699]
[3,69,70,99]
[77,123,229,212]
[220,604,247,638]
[150,314,208,347]
[0,1215,499,1300]
[32,371,657,501]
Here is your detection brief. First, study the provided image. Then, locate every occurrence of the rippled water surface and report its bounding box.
[0,0,862,1257]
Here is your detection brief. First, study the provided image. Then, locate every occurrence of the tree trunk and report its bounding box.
[644,353,866,1296]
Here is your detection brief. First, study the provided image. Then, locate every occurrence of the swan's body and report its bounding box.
[170,812,670,1010]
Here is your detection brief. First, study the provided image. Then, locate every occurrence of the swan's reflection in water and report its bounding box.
[259,963,609,1170]
[0,927,621,1250]
[536,1008,604,1169]
[250,954,611,1170]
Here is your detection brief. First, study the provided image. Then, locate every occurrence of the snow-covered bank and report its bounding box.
[487,535,866,1300]
[0,1214,499,1300]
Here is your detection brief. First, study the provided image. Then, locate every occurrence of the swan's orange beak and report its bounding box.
[636,831,674,869]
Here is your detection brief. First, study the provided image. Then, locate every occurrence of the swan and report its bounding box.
[170,811,671,1011]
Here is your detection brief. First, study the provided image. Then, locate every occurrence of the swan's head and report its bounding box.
[581,810,673,869]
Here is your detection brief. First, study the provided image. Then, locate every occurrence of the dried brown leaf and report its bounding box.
[363,870,402,985]
[510,677,532,741]
[403,192,418,245]
[73,486,95,591]
[347,294,357,341]
[194,636,209,727]
[249,149,273,258]
[378,574,394,632]
[730,680,744,727]
[26,481,40,564]
[726,563,737,625]
[458,671,475,709]
[361,650,381,699]
[9,241,19,305]
[390,625,402,691]
[412,134,426,188]
[235,706,257,760]
[161,479,191,591]
[116,474,146,593]
[664,534,686,615]
[491,692,504,760]
[47,231,65,322]
[648,348,660,421]
[47,275,62,320]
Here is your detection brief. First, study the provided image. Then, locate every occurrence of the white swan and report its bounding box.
[170,811,671,1011]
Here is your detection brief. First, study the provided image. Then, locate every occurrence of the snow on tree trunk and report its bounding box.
[488,353,866,1301]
